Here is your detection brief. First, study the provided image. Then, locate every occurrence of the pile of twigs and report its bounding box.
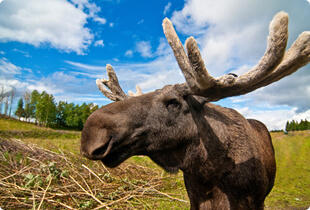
[0,138,188,209]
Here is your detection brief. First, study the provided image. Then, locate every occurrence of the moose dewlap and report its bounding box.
[81,11,310,210]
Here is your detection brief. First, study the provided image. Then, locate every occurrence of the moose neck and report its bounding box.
[148,96,234,174]
[150,96,236,209]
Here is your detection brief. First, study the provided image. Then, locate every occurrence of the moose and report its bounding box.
[81,12,310,209]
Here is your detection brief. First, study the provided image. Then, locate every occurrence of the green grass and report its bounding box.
[0,118,81,154]
[0,118,39,131]
[0,118,309,209]
[265,131,310,208]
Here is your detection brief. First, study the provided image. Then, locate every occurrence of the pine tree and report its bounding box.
[285,121,290,131]
[15,98,25,120]
[56,101,67,128]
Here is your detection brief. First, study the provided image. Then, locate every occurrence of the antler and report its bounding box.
[96,64,142,101]
[163,11,310,101]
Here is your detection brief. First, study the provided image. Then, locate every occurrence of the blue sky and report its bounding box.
[0,0,310,130]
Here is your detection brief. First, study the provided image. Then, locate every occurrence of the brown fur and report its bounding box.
[80,85,276,209]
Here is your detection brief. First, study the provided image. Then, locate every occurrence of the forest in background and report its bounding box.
[285,119,310,131]
[4,89,98,130]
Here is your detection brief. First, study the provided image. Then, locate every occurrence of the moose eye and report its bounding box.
[165,98,181,110]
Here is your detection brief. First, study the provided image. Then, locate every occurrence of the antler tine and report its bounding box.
[96,64,128,101]
[234,11,288,87]
[128,85,143,96]
[185,37,216,91]
[251,31,310,90]
[187,11,289,100]
[198,11,291,100]
[163,18,199,92]
[220,11,309,99]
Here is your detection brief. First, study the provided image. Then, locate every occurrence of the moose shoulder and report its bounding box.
[81,12,310,210]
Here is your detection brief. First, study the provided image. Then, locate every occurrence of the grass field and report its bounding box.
[0,117,309,209]
[265,131,310,209]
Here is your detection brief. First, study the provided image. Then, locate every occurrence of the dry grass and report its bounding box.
[0,138,188,209]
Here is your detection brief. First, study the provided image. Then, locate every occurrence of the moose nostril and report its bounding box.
[91,143,109,156]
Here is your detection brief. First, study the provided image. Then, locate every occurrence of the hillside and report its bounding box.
[0,118,309,209]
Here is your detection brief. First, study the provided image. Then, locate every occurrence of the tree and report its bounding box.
[15,98,25,120]
[285,121,289,131]
[36,91,56,127]
[30,90,40,123]
[63,103,78,129]
[285,119,310,131]
[56,101,67,128]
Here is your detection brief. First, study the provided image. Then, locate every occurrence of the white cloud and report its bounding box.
[93,17,107,24]
[250,69,310,112]
[55,94,111,104]
[71,0,99,16]
[94,40,104,47]
[0,0,96,54]
[163,2,172,16]
[125,50,133,57]
[65,60,106,71]
[70,0,107,24]
[0,58,22,95]
[137,68,183,91]
[12,49,31,58]
[65,51,183,93]
[0,58,21,77]
[155,37,170,56]
[235,106,310,130]
[1,66,101,104]
[109,22,114,27]
[136,41,153,58]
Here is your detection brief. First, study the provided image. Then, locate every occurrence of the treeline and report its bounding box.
[15,90,98,130]
[285,119,310,131]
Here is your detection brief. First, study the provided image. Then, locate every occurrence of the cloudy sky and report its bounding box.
[0,0,309,130]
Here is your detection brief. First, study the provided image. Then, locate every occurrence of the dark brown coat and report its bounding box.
[81,86,276,209]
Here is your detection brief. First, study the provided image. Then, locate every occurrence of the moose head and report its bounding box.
[81,12,310,209]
